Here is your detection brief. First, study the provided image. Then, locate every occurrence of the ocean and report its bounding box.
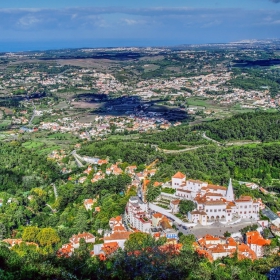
[0,39,175,53]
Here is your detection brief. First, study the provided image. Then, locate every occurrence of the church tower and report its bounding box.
[226,178,234,201]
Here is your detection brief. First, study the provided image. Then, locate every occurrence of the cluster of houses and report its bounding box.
[11,116,29,125]
[122,171,266,236]
[194,231,271,261]
[57,232,96,257]
[2,238,38,248]
[75,161,138,184]
[170,172,265,225]
[38,114,173,140]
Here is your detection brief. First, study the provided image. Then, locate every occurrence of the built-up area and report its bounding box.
[1,47,279,140]
[44,149,279,262]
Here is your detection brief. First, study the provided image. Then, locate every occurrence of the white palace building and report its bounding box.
[172,172,263,226]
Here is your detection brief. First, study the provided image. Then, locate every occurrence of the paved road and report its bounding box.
[262,208,278,221]
[161,145,205,154]
[202,132,221,145]
[71,150,85,168]
[177,219,257,238]
[160,140,262,155]
[28,101,36,126]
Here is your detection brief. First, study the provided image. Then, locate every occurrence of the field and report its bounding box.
[20,131,78,154]
[22,141,45,149]
[71,101,100,109]
[0,119,11,128]
[56,58,118,72]
[143,64,160,72]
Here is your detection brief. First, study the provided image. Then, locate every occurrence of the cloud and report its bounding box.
[17,15,40,27]
[0,6,279,44]
[269,0,280,3]
[121,18,147,26]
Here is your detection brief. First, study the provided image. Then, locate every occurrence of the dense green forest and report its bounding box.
[0,232,279,280]
[154,144,280,185]
[227,68,280,97]
[138,125,209,148]
[1,111,280,279]
[0,141,60,193]
[194,111,280,142]
[79,141,164,165]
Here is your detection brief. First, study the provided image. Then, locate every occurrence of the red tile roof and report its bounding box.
[104,231,132,241]
[246,231,271,246]
[153,213,163,219]
[172,172,186,179]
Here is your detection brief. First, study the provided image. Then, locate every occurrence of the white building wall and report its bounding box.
[172,177,185,189]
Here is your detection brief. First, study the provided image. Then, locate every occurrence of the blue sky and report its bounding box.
[0,0,280,50]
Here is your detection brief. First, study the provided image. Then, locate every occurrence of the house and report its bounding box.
[195,235,257,262]
[151,214,178,240]
[106,164,123,176]
[2,239,38,248]
[125,165,137,175]
[78,177,87,184]
[125,196,151,233]
[97,242,119,260]
[188,210,208,225]
[57,243,74,258]
[153,182,163,187]
[103,216,132,249]
[170,172,261,225]
[152,212,164,227]
[84,199,96,211]
[69,232,96,249]
[91,172,105,183]
[170,199,180,214]
[83,166,93,175]
[97,159,108,165]
[246,231,271,258]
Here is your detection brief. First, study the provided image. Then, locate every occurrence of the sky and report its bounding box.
[0,0,280,51]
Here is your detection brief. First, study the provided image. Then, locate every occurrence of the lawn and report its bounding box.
[108,134,140,140]
[187,97,208,107]
[0,120,11,128]
[22,141,45,149]
[47,132,77,140]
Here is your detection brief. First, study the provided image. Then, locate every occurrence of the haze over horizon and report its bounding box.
[0,0,280,52]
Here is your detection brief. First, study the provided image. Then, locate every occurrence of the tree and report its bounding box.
[124,232,156,252]
[74,208,89,233]
[179,200,196,215]
[0,223,6,240]
[179,234,196,250]
[75,238,90,259]
[224,231,231,238]
[146,185,161,203]
[36,228,60,247]
[22,226,40,242]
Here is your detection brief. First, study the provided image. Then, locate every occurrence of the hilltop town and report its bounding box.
[1,44,280,279]
[0,46,280,143]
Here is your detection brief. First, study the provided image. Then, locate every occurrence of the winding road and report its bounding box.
[159,132,261,154]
